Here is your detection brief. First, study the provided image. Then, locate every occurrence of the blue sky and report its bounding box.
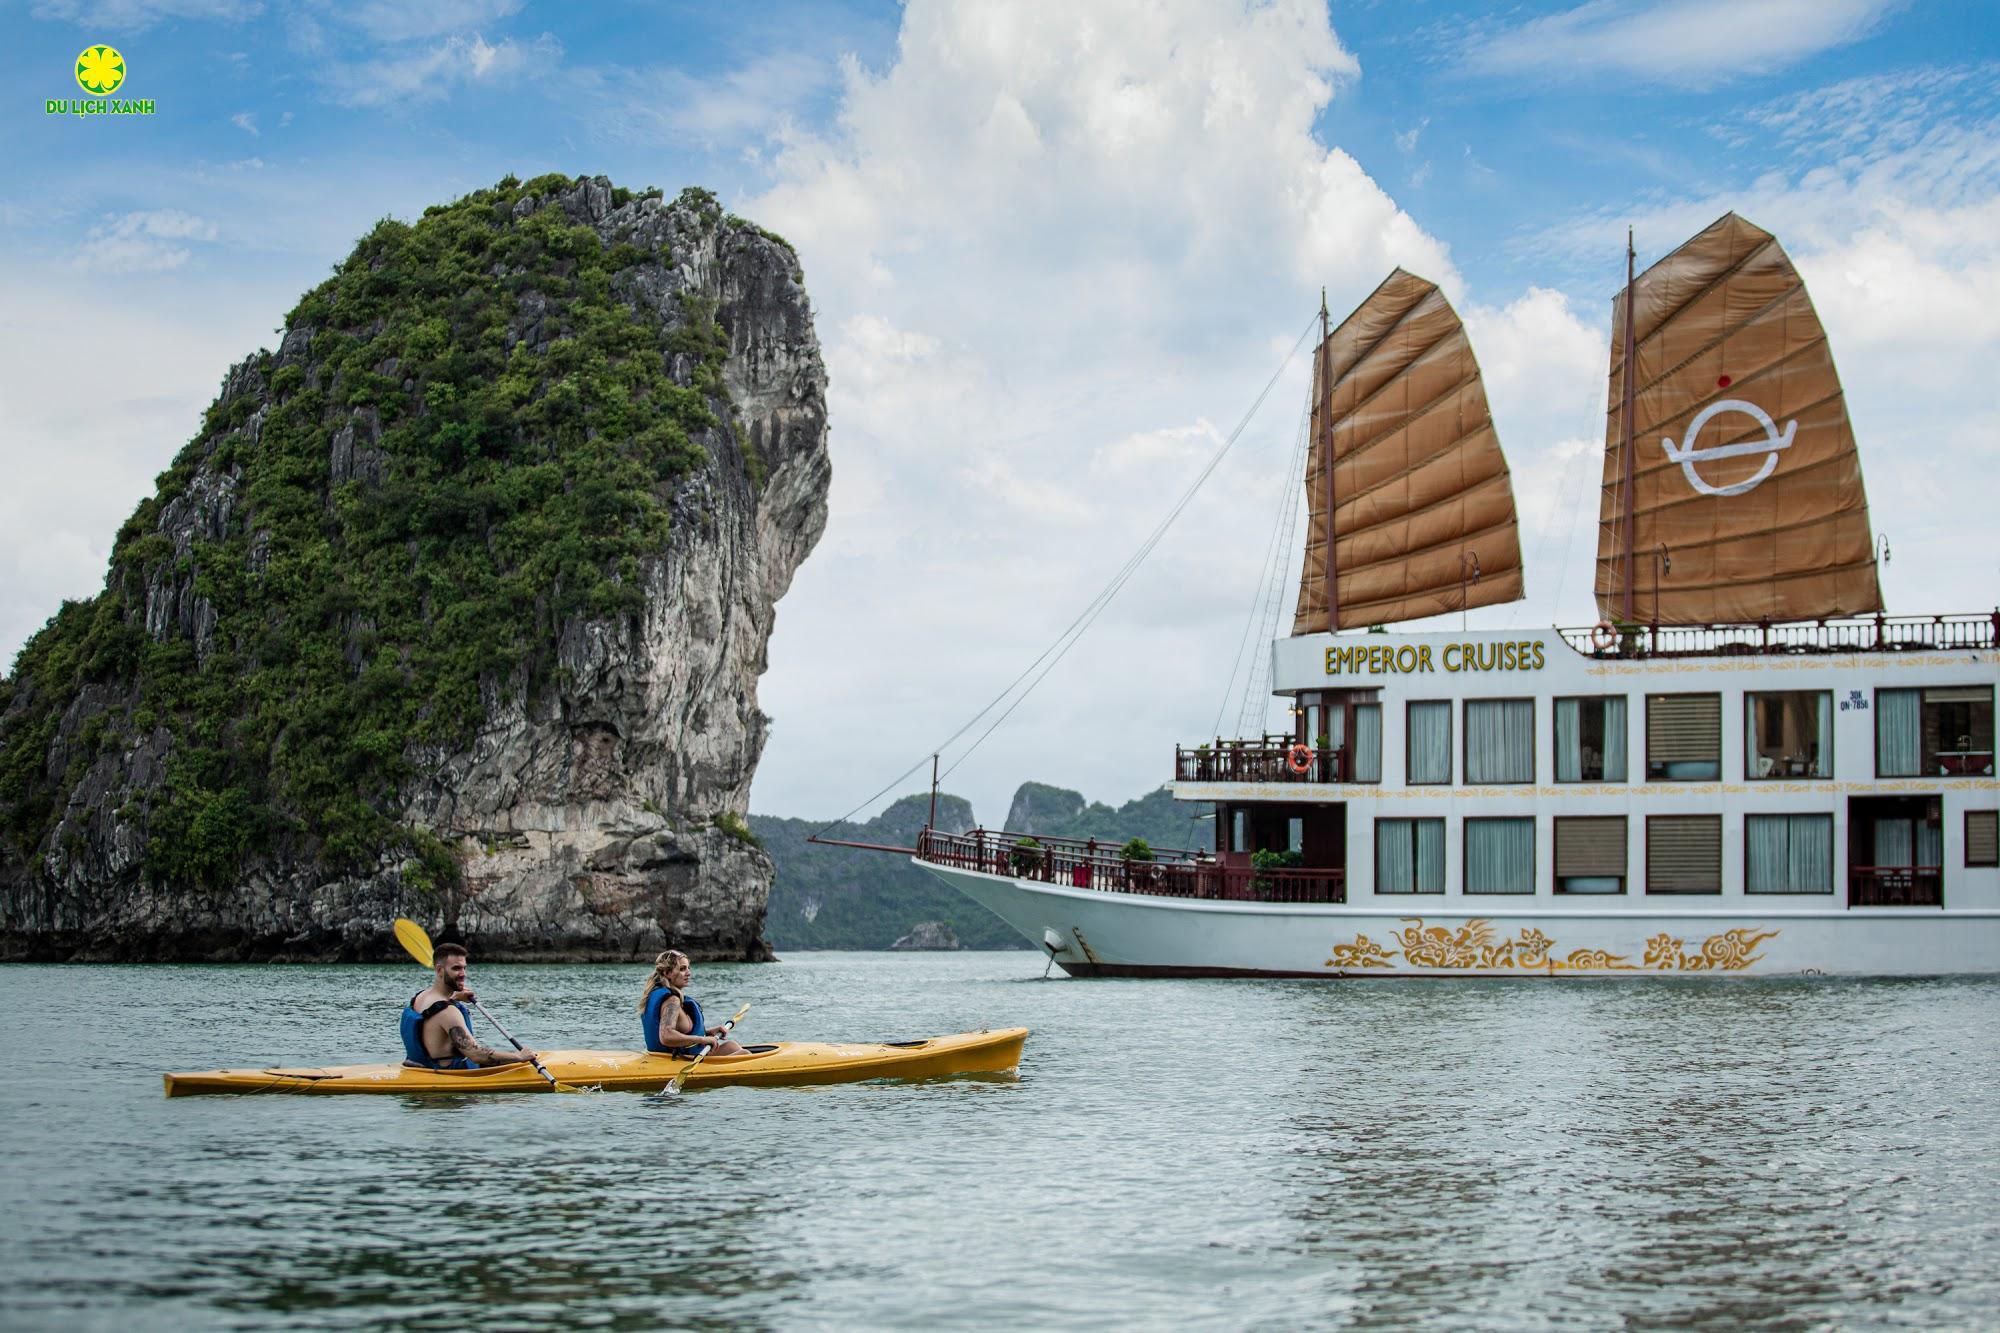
[4,1,1997,822]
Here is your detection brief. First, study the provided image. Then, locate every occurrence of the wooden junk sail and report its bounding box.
[1597,213,1882,626]
[1291,269,1525,634]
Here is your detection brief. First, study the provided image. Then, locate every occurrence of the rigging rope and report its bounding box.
[1211,401,1308,740]
[1230,403,1311,737]
[811,314,1320,839]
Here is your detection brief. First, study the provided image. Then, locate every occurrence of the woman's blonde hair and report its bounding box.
[635,949,689,1014]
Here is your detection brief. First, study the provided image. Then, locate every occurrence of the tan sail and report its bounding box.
[1292,269,1525,634]
[1596,212,1882,625]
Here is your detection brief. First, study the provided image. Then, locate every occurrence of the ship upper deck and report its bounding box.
[1173,614,1999,792]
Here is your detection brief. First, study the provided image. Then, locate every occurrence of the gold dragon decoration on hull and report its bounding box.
[1324,919,1778,973]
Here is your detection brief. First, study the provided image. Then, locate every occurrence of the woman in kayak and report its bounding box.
[638,950,745,1058]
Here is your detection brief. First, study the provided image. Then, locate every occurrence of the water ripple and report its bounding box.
[1,960,1996,1327]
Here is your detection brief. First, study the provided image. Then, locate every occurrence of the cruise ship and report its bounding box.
[908,214,2000,978]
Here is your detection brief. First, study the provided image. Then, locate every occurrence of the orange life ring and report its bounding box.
[1286,742,1314,775]
[1590,620,1618,652]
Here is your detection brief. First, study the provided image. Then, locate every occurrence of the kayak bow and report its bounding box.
[163,1027,1027,1097]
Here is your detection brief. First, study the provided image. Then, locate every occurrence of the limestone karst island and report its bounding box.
[0,174,829,962]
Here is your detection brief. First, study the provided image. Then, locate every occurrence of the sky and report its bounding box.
[2,0,1997,829]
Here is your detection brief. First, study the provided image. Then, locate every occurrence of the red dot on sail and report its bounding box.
[1717,374,1733,388]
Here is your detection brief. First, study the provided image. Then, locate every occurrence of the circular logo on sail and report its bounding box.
[75,45,125,96]
[1661,398,1797,498]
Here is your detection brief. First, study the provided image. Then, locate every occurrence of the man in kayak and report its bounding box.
[400,942,538,1069]
[637,949,745,1058]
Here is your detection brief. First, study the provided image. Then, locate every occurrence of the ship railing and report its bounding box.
[914,827,1346,904]
[1848,865,1944,908]
[1556,612,2000,661]
[1174,739,1348,784]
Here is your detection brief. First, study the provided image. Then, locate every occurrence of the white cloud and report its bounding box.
[30,0,259,28]
[1501,61,2000,628]
[1458,288,1611,625]
[743,0,1464,820]
[73,209,219,272]
[666,52,838,144]
[342,0,523,43]
[0,270,276,677]
[1463,0,1900,88]
[231,110,257,135]
[322,32,562,108]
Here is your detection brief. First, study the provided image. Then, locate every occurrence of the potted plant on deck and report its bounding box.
[1121,837,1156,891]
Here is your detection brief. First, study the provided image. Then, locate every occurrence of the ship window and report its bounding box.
[1876,686,1994,778]
[1554,816,1625,894]
[1745,692,1832,779]
[1746,814,1833,893]
[1555,696,1626,783]
[1407,701,1452,785]
[1647,816,1722,894]
[1646,693,1721,781]
[1465,699,1534,784]
[1465,818,1534,894]
[1967,811,1998,867]
[1351,704,1382,783]
[1375,818,1444,894]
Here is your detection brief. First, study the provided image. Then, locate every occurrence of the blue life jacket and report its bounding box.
[643,985,705,1055]
[401,993,476,1069]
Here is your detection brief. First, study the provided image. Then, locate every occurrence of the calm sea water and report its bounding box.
[2,954,1997,1329]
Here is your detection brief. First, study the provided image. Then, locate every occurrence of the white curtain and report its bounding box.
[1353,706,1382,782]
[1376,819,1444,893]
[1409,702,1451,784]
[1748,814,1831,892]
[1874,820,1913,867]
[1917,821,1942,867]
[1813,693,1834,777]
[1603,697,1628,781]
[1466,818,1534,893]
[1376,820,1414,893]
[1878,690,1921,776]
[1746,815,1788,890]
[1416,819,1445,892]
[1555,698,1579,782]
[1467,700,1534,783]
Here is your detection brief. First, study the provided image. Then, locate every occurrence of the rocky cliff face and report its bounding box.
[0,176,828,961]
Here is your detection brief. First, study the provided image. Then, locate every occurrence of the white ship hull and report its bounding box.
[919,861,2000,978]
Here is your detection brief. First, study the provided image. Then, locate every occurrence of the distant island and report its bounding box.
[755,783,1212,950]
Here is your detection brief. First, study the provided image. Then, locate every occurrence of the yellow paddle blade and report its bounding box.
[392,917,434,969]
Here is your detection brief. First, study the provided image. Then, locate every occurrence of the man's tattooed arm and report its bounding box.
[447,1023,526,1066]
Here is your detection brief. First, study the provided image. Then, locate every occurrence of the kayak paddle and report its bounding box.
[392,917,581,1093]
[665,1003,751,1095]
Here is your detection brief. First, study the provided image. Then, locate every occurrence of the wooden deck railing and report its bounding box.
[915,827,1346,904]
[1558,612,1999,661]
[1849,866,1943,907]
[1175,742,1347,784]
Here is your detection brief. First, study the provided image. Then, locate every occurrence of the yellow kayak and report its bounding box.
[163,1027,1027,1097]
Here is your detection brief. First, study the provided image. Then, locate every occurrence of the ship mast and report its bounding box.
[1319,288,1339,631]
[1619,228,1638,624]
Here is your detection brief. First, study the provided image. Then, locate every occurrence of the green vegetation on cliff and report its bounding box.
[1003,783,1214,852]
[0,175,733,888]
[755,795,1028,951]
